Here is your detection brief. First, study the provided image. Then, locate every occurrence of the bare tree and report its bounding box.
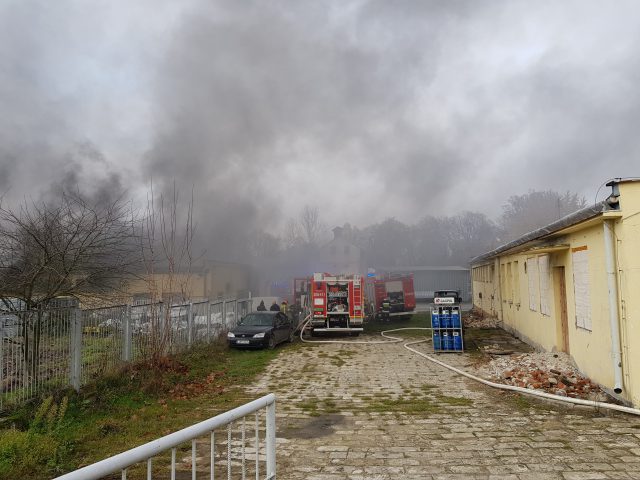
[248,230,281,259]
[500,190,586,240]
[283,218,303,249]
[137,182,196,362]
[0,191,136,379]
[298,205,326,245]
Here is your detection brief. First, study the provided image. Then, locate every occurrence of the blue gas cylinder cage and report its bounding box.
[431,293,464,353]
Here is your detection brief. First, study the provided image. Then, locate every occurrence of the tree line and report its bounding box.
[250,190,587,268]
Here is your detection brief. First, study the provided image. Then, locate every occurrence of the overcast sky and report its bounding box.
[1,0,639,248]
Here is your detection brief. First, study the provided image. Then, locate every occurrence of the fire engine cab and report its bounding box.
[309,273,364,335]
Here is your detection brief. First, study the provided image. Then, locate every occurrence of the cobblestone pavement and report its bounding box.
[244,331,640,480]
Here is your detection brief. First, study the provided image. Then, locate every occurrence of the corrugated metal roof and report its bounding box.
[470,200,615,265]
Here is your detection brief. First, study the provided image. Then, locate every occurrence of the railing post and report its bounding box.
[187,302,193,346]
[69,308,82,391]
[266,399,276,479]
[123,305,132,362]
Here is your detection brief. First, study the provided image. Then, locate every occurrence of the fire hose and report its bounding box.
[297,315,640,416]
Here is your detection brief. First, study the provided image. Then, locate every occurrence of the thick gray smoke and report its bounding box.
[2,0,640,264]
[144,0,489,259]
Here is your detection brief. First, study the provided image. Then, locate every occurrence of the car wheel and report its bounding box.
[267,335,276,350]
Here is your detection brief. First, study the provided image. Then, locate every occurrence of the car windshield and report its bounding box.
[240,314,274,327]
[436,291,457,297]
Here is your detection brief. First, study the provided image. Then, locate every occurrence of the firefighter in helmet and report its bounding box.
[381,297,391,322]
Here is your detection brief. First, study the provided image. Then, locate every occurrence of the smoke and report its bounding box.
[144,0,488,259]
[2,0,640,265]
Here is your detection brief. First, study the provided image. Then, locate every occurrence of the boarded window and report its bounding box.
[572,247,592,331]
[538,255,551,316]
[527,257,538,311]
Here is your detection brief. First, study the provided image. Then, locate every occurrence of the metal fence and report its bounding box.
[0,296,253,411]
[54,393,276,480]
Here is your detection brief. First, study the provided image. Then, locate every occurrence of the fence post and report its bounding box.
[206,302,211,342]
[266,399,276,479]
[159,302,166,353]
[187,302,193,347]
[0,324,4,410]
[233,300,238,328]
[222,300,226,330]
[122,305,132,362]
[69,308,82,391]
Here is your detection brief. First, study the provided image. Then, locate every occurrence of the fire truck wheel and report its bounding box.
[267,335,276,350]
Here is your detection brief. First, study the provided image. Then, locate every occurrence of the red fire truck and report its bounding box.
[309,273,364,335]
[369,274,416,320]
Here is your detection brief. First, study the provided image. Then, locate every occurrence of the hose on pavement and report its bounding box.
[297,315,640,416]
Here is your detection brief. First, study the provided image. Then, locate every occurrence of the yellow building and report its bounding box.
[471,178,640,407]
[123,260,251,304]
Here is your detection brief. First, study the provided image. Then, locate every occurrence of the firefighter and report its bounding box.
[381,297,391,322]
[280,300,288,315]
[257,300,267,311]
[269,300,280,312]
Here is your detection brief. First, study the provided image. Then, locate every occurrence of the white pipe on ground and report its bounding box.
[603,219,624,394]
[299,317,640,416]
[404,338,640,416]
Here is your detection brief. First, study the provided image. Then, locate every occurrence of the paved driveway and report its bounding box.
[246,331,640,480]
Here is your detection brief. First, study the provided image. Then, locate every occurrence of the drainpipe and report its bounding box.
[603,219,623,394]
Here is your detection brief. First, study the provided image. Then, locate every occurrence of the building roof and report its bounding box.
[471,199,616,265]
[375,266,470,272]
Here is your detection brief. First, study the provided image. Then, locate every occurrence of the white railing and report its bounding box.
[54,393,276,480]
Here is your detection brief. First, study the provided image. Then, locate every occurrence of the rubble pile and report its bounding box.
[476,350,609,400]
[464,309,500,328]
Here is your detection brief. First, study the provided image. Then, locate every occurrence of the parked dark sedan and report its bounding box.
[227,312,294,349]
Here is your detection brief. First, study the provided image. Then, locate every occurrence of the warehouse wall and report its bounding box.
[412,270,471,301]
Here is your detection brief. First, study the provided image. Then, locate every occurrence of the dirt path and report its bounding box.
[244,332,640,480]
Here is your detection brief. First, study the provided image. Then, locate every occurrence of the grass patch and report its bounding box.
[365,312,432,334]
[358,397,441,415]
[509,393,540,411]
[0,340,288,479]
[435,395,474,407]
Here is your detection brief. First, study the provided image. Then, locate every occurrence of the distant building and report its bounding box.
[123,259,251,304]
[319,227,364,274]
[471,178,640,406]
[373,266,471,301]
